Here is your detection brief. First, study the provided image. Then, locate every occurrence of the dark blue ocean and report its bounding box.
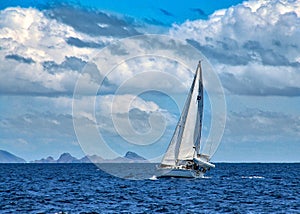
[0,163,299,213]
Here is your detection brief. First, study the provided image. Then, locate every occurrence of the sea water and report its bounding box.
[0,163,299,213]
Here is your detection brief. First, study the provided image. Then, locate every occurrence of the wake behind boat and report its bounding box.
[157,61,215,178]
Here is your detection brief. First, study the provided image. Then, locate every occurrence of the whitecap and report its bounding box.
[242,176,264,179]
[149,175,158,180]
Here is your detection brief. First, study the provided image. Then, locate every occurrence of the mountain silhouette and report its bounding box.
[0,150,26,163]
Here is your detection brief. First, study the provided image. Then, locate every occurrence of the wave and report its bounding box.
[241,176,265,179]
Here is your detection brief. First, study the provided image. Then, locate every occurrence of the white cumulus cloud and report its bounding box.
[170,0,300,96]
[0,7,115,96]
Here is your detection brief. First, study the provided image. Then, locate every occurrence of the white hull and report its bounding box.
[157,167,204,178]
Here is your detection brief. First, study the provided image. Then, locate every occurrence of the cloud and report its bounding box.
[0,7,85,63]
[5,54,35,64]
[108,43,130,56]
[220,71,300,97]
[0,7,77,94]
[224,109,300,142]
[190,8,207,17]
[0,102,85,160]
[93,94,176,147]
[0,56,92,96]
[170,0,300,96]
[45,5,140,37]
[102,57,192,93]
[0,6,205,97]
[159,9,174,17]
[186,39,248,66]
[2,2,299,97]
[92,94,175,135]
[66,37,105,48]
[0,112,75,139]
[143,18,169,26]
[0,7,116,96]
[217,62,300,96]
[43,56,87,74]
[0,6,190,97]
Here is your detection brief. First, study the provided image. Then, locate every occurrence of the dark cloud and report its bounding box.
[143,18,168,26]
[43,56,87,74]
[243,40,300,67]
[1,56,93,96]
[159,8,174,17]
[242,40,261,50]
[260,49,291,66]
[5,54,35,64]
[81,62,114,94]
[190,8,206,17]
[220,72,300,97]
[190,35,300,96]
[186,39,248,66]
[1,56,113,97]
[272,40,281,47]
[66,37,105,48]
[61,57,86,71]
[187,38,300,67]
[0,78,64,97]
[217,37,239,51]
[0,88,68,97]
[45,6,140,37]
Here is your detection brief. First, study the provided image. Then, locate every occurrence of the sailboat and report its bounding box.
[157,61,215,178]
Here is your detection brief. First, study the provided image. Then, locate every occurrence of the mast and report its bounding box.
[194,61,204,154]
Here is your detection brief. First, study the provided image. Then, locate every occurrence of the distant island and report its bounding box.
[0,150,148,163]
[0,150,26,163]
[31,151,148,163]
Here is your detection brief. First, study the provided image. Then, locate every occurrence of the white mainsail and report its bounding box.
[161,61,204,166]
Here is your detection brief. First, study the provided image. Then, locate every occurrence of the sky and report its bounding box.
[0,0,299,162]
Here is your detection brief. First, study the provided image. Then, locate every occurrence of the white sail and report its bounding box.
[160,120,180,166]
[161,62,203,166]
[177,63,203,160]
